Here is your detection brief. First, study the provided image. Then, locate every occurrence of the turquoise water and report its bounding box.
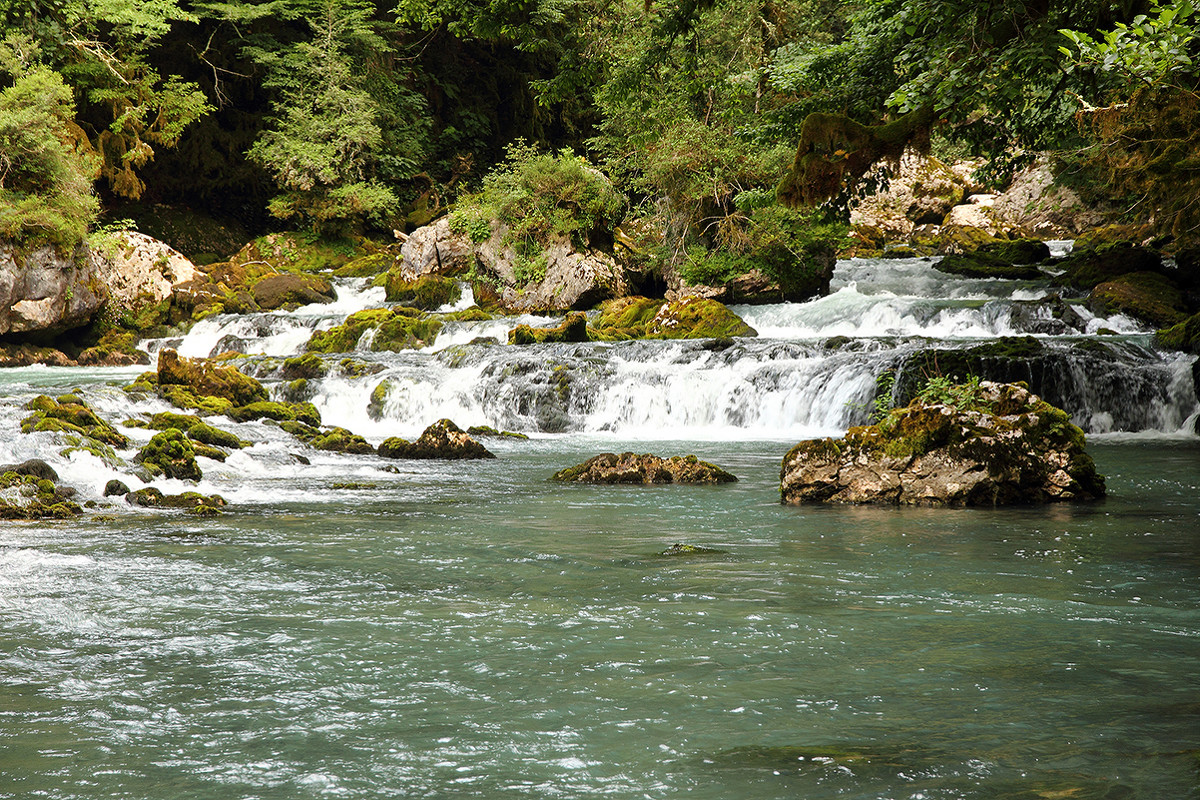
[3,437,1198,799]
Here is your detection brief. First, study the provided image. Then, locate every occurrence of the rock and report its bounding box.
[590,296,756,340]
[228,400,321,427]
[0,459,59,481]
[251,273,336,310]
[126,486,226,513]
[980,238,1051,264]
[466,425,530,440]
[780,381,1105,506]
[1154,311,1200,353]
[397,217,476,278]
[0,242,107,337]
[20,395,128,449]
[1008,294,1089,335]
[90,231,202,309]
[990,156,1107,237]
[309,427,375,455]
[850,153,967,241]
[1088,271,1187,328]
[156,349,268,406]
[509,312,589,344]
[935,251,1042,280]
[659,543,728,556]
[135,429,203,482]
[305,307,442,353]
[552,452,737,484]
[103,479,131,497]
[1054,242,1165,291]
[378,419,495,460]
[384,273,462,309]
[934,224,1002,254]
[941,203,1002,234]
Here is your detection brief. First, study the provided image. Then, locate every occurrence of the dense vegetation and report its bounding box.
[2,0,1198,253]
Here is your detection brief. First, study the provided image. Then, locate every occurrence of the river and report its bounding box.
[1,253,1198,799]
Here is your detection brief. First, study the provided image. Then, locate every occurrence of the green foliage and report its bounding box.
[0,35,99,248]
[452,142,626,283]
[913,375,992,413]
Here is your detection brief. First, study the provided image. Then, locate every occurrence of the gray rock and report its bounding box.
[0,459,60,481]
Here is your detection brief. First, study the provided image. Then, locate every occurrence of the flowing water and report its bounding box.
[2,255,1199,799]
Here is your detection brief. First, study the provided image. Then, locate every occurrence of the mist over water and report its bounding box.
[1,255,1198,799]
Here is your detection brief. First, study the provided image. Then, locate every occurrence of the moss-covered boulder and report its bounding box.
[1153,311,1200,353]
[552,452,737,484]
[508,312,589,345]
[334,251,397,277]
[590,296,756,340]
[1087,271,1187,328]
[780,381,1104,506]
[157,349,268,406]
[0,470,82,520]
[1053,242,1164,291]
[280,353,328,380]
[385,272,462,309]
[228,400,321,427]
[136,429,203,482]
[378,419,495,459]
[20,395,129,448]
[306,307,442,353]
[127,486,226,514]
[309,427,375,455]
[467,425,530,440]
[935,251,1042,279]
[252,273,336,310]
[981,238,1052,264]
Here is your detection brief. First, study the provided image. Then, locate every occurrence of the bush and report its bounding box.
[450,142,626,282]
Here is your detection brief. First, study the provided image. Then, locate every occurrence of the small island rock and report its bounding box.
[780,381,1104,506]
[553,452,737,484]
[378,419,495,459]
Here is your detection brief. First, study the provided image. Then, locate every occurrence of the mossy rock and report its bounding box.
[438,307,492,322]
[232,233,368,275]
[591,296,756,340]
[368,380,392,420]
[252,273,336,311]
[190,441,228,462]
[306,307,442,353]
[281,353,327,380]
[188,421,248,449]
[385,272,462,310]
[552,452,738,484]
[1154,311,1200,353]
[1088,271,1187,328]
[157,349,268,406]
[378,419,495,459]
[127,487,226,512]
[880,245,919,259]
[467,425,529,440]
[1074,224,1152,249]
[1053,242,1165,291]
[309,427,375,455]
[979,238,1051,264]
[935,251,1042,279]
[934,225,1001,254]
[336,357,386,378]
[228,400,321,427]
[158,385,235,416]
[659,543,728,556]
[334,252,397,277]
[509,312,590,345]
[20,396,128,449]
[136,428,202,482]
[148,411,202,431]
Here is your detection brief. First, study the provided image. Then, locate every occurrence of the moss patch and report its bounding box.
[306,307,442,353]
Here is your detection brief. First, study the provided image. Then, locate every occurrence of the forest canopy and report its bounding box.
[2,0,1198,249]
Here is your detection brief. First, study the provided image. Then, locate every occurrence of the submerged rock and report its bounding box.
[659,543,729,556]
[780,381,1104,506]
[553,452,737,484]
[378,419,495,460]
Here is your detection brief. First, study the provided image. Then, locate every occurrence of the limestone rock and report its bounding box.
[780,381,1105,506]
[552,452,738,484]
[90,231,202,309]
[990,156,1107,237]
[398,217,477,278]
[850,152,967,241]
[590,296,756,340]
[509,312,589,344]
[378,419,495,460]
[251,273,335,310]
[0,242,106,336]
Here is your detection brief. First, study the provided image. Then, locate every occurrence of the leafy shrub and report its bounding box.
[451,142,626,283]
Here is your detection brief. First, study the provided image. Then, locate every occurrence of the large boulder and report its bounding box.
[398,217,477,278]
[90,231,202,309]
[553,452,737,484]
[990,156,1107,237]
[590,296,756,340]
[0,242,107,336]
[780,381,1105,506]
[156,349,268,406]
[251,273,335,310]
[136,428,203,482]
[1088,271,1187,328]
[378,419,495,459]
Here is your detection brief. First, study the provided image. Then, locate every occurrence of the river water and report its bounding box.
[2,254,1198,799]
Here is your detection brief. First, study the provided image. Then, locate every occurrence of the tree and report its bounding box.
[0,34,99,248]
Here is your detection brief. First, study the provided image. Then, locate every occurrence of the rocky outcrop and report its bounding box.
[850,153,967,242]
[378,419,495,459]
[1088,271,1188,328]
[91,231,202,309]
[509,312,589,344]
[590,296,756,340]
[552,452,737,484]
[399,218,629,312]
[0,242,107,337]
[780,381,1104,506]
[990,156,1107,237]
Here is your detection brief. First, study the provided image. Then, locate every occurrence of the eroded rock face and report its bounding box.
[780,381,1105,506]
[398,217,477,278]
[0,242,106,336]
[552,452,737,484]
[378,419,495,459]
[91,231,202,309]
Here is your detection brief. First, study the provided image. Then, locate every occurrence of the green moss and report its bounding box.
[591,297,755,341]
[935,251,1042,279]
[190,441,228,462]
[309,427,375,455]
[509,312,590,344]
[438,307,492,322]
[1089,271,1187,328]
[188,421,247,449]
[368,380,392,420]
[334,252,396,277]
[281,353,327,380]
[158,386,235,416]
[467,425,530,439]
[306,308,442,353]
[385,273,462,309]
[136,428,202,481]
[1053,242,1164,290]
[227,400,320,426]
[157,349,268,406]
[148,412,202,431]
[1154,311,1200,353]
